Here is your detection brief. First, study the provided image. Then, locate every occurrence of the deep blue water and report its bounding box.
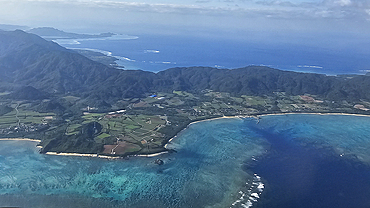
[1,115,370,207]
[248,122,370,208]
[56,34,370,74]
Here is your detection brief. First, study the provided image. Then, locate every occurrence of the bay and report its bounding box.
[1,115,370,207]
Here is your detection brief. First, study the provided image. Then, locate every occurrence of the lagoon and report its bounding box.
[1,114,370,207]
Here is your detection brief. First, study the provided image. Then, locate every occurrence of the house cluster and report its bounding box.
[0,123,48,134]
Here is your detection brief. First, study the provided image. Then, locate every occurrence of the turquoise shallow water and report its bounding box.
[1,115,370,207]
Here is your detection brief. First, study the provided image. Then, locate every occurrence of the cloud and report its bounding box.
[1,0,370,36]
[336,0,352,6]
[1,0,368,20]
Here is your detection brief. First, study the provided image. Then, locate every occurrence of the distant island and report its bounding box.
[1,29,370,157]
[27,27,115,39]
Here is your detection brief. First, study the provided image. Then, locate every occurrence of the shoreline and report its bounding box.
[134,151,169,157]
[44,151,170,159]
[257,112,370,118]
[0,138,42,142]
[45,152,121,159]
[2,112,370,160]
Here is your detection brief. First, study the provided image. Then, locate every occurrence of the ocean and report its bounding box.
[1,114,370,208]
[55,33,370,75]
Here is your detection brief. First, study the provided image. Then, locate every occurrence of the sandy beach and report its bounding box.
[0,138,41,142]
[257,112,370,118]
[45,152,121,159]
[134,151,169,157]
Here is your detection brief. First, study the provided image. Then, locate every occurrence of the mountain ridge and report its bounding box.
[0,30,370,103]
[0,30,120,94]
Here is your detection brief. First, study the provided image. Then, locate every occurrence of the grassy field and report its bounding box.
[0,110,55,128]
[173,90,196,99]
[63,96,80,104]
[66,124,82,135]
[80,112,166,154]
[241,95,268,106]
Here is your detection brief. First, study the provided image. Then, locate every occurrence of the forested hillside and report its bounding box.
[1,30,370,104]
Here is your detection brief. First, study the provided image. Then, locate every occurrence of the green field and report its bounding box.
[241,95,268,106]
[0,110,55,128]
[81,113,167,151]
[66,124,82,135]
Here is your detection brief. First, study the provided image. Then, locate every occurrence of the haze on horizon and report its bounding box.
[1,0,370,73]
[0,0,369,35]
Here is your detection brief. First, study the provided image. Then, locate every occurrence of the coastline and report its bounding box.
[44,151,170,159]
[45,152,121,159]
[164,115,253,149]
[257,112,370,118]
[2,112,370,160]
[134,151,169,157]
[0,138,42,142]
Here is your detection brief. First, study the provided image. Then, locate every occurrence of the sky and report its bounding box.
[0,0,369,37]
[0,0,369,74]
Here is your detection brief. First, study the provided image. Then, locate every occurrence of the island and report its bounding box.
[1,29,370,158]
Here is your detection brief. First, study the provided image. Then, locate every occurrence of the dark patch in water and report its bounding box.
[248,126,370,208]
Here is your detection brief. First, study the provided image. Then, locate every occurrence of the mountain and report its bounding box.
[156,67,338,97]
[0,30,120,94]
[1,29,370,103]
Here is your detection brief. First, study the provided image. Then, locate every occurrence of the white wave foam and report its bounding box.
[69,47,113,56]
[297,65,324,69]
[359,69,370,74]
[144,50,160,53]
[249,196,258,202]
[215,65,225,68]
[241,201,253,208]
[53,39,81,45]
[115,56,136,62]
[251,193,260,199]
[153,61,175,64]
[257,183,264,191]
[230,173,264,208]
